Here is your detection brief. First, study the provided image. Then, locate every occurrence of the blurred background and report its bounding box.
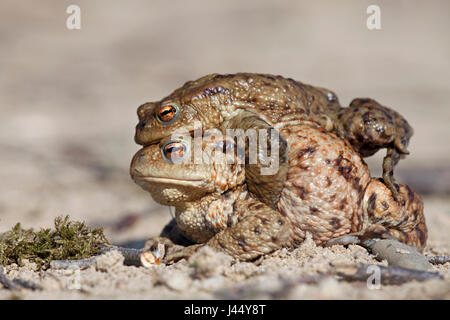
[0,0,449,247]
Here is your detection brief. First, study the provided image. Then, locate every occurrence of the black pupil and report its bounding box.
[161,107,173,116]
[165,144,184,159]
[159,106,175,121]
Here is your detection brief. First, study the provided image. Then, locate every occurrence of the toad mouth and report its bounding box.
[132,175,206,187]
[141,129,199,148]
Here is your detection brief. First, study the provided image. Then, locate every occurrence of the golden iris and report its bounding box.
[156,103,178,123]
[162,141,186,163]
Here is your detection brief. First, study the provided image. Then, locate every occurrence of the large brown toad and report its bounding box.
[134,73,413,206]
[130,124,426,263]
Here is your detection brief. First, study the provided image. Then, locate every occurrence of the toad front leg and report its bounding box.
[335,98,413,198]
[224,110,289,209]
[160,199,292,264]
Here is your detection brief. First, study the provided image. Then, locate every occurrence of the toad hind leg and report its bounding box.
[335,98,413,197]
[382,148,402,200]
[328,180,427,250]
[162,201,292,263]
[361,179,427,249]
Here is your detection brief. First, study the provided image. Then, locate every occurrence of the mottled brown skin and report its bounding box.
[131,135,292,261]
[334,98,414,199]
[134,73,413,203]
[277,124,426,248]
[130,125,426,263]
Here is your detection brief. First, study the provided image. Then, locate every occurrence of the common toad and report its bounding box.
[130,124,426,263]
[134,73,413,204]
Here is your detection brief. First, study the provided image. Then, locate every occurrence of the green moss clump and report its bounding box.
[0,215,109,268]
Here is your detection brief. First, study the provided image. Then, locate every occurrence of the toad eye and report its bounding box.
[156,103,179,124]
[162,140,188,163]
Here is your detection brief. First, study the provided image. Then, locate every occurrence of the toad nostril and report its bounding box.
[137,103,154,118]
[133,168,144,177]
[138,121,146,129]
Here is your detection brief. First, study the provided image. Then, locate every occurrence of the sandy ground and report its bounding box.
[0,0,449,299]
